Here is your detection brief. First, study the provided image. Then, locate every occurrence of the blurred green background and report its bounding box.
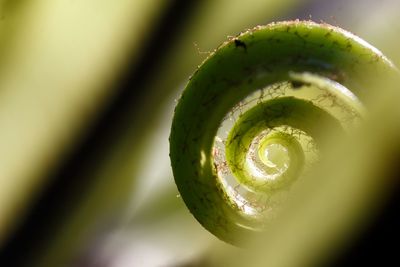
[0,0,399,266]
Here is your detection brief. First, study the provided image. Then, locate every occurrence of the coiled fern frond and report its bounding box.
[170,20,396,245]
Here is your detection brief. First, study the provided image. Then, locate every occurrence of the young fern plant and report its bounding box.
[169,20,396,245]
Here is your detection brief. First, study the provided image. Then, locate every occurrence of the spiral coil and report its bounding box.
[170,20,395,244]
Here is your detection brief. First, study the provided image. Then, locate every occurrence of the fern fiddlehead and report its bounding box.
[169,20,395,245]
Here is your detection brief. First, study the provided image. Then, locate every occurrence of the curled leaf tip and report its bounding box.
[169,21,396,245]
